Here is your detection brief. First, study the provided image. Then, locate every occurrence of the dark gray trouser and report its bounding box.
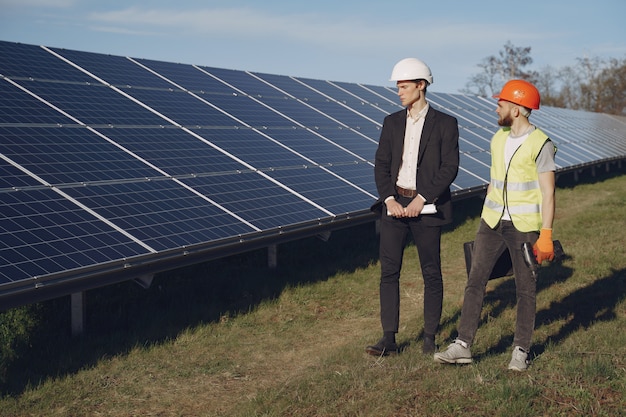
[457,219,539,351]
[378,206,443,337]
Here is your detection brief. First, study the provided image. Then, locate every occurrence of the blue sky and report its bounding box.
[1,0,625,93]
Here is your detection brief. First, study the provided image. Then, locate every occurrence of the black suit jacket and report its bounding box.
[373,106,459,226]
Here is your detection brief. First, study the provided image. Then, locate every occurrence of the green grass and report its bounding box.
[1,169,625,416]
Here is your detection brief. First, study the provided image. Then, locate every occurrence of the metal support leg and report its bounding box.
[268,244,277,269]
[71,292,85,336]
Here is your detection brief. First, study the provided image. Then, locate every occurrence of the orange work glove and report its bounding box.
[533,228,554,264]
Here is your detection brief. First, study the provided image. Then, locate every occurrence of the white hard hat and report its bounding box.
[389,58,433,84]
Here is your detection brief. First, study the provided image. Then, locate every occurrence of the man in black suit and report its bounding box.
[367,58,459,355]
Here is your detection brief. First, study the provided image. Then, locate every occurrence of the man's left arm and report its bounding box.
[534,170,556,262]
[538,170,555,229]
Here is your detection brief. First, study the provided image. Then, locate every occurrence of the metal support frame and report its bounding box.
[268,244,277,269]
[71,291,85,336]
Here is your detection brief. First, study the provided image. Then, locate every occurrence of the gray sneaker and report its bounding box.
[508,346,529,371]
[433,339,472,364]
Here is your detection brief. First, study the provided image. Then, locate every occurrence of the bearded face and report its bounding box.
[498,112,513,127]
[496,101,514,127]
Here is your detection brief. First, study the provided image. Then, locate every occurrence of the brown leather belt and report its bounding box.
[396,186,418,198]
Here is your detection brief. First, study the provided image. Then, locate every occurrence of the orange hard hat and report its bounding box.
[493,79,540,110]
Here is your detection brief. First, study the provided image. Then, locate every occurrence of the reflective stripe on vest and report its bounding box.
[481,128,552,232]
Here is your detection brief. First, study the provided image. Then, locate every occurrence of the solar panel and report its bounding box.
[0,125,162,184]
[0,187,150,284]
[1,40,624,310]
[0,80,77,125]
[62,180,257,250]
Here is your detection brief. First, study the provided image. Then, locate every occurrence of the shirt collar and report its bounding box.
[407,103,429,122]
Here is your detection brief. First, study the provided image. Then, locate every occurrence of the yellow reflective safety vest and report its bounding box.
[481,128,554,232]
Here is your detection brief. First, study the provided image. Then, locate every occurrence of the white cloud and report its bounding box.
[87,7,326,39]
[88,25,161,37]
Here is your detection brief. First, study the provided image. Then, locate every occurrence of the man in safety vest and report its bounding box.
[434,79,556,371]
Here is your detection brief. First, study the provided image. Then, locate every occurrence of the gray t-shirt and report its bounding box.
[536,140,556,173]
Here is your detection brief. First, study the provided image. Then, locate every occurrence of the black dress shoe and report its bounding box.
[422,336,436,354]
[365,338,398,356]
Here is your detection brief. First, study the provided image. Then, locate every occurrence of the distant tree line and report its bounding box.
[462,41,626,115]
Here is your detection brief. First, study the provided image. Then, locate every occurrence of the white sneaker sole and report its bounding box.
[433,354,472,364]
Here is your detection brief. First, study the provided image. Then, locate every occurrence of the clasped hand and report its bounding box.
[386,199,425,218]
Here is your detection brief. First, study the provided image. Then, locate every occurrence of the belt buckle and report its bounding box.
[397,187,416,198]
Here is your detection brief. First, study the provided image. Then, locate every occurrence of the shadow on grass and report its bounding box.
[533,267,626,354]
[439,254,576,358]
[472,265,625,360]
[472,259,574,358]
[1,222,382,396]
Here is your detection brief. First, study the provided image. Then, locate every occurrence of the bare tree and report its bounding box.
[498,41,537,81]
[553,65,582,110]
[463,42,625,115]
[554,56,625,114]
[588,57,626,115]
[534,65,563,108]
[463,41,537,96]
[463,56,500,96]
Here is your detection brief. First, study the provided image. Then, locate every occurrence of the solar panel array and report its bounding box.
[1,40,625,309]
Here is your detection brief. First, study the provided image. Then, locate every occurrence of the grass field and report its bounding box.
[1,169,625,416]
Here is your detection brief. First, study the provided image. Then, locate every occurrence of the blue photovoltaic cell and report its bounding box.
[456,154,490,189]
[268,166,375,215]
[203,67,293,98]
[0,160,43,190]
[194,127,319,170]
[0,80,78,125]
[460,126,494,150]
[365,85,399,104]
[92,126,251,176]
[0,188,149,284]
[51,47,180,90]
[63,180,256,252]
[324,162,378,196]
[247,92,342,128]
[433,93,485,112]
[253,73,376,128]
[292,77,389,123]
[259,127,369,165]
[182,173,331,229]
[12,80,169,126]
[313,127,379,159]
[547,134,599,167]
[0,42,94,83]
[329,82,401,116]
[186,92,295,128]
[138,60,244,95]
[194,68,365,132]
[0,125,163,185]
[117,87,248,127]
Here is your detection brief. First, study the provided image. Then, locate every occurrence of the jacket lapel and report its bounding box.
[418,107,435,165]
[393,110,408,157]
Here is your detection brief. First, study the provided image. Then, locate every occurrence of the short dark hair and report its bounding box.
[412,79,428,94]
